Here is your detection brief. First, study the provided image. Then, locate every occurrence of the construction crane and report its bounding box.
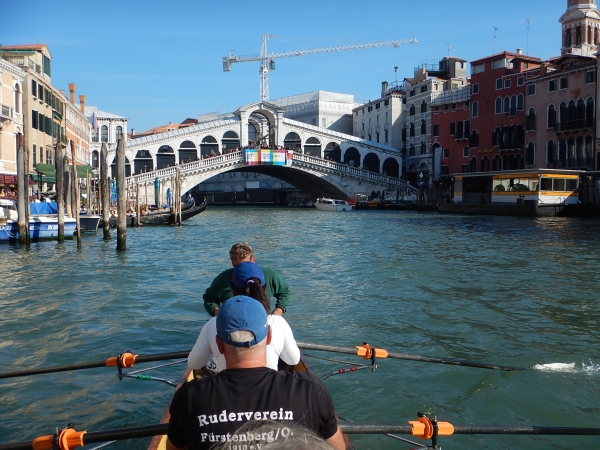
[223,33,418,102]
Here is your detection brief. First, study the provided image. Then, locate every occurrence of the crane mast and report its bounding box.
[223,33,418,102]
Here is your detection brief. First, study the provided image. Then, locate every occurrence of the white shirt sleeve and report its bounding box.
[187,318,216,370]
[271,316,301,366]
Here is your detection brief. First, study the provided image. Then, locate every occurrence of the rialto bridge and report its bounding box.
[97,101,417,199]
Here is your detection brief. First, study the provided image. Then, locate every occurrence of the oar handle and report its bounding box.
[296,342,529,372]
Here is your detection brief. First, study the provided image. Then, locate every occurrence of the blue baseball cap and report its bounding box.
[231,261,265,288]
[216,295,269,347]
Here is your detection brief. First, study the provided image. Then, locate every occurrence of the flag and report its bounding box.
[91,113,98,132]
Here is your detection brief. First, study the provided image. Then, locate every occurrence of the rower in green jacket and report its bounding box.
[203,242,290,316]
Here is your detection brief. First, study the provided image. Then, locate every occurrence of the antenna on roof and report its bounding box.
[526,19,531,55]
[446,43,451,57]
[493,26,498,53]
[394,66,398,83]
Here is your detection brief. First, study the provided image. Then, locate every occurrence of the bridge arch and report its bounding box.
[179,140,197,164]
[344,147,360,167]
[157,145,176,169]
[382,157,400,178]
[304,137,322,157]
[363,152,381,173]
[201,135,219,158]
[284,132,301,150]
[222,130,240,151]
[324,142,341,162]
[134,149,153,174]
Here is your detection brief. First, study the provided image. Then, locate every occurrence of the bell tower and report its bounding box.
[560,0,600,55]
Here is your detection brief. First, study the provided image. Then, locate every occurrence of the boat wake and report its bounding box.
[533,359,600,374]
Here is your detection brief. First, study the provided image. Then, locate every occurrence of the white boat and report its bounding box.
[0,199,76,242]
[314,198,353,212]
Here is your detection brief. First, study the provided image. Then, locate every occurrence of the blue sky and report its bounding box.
[3,1,566,133]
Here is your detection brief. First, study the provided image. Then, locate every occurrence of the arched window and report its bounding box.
[586,98,595,122]
[504,96,510,114]
[410,123,415,137]
[481,155,489,172]
[566,29,572,47]
[510,95,517,115]
[526,142,535,166]
[470,156,477,173]
[115,126,123,143]
[492,127,501,146]
[493,155,501,171]
[495,97,502,114]
[526,108,536,131]
[576,99,585,121]
[420,142,426,154]
[420,100,427,114]
[517,94,524,111]
[410,104,415,116]
[547,140,555,165]
[472,101,479,118]
[547,104,556,128]
[101,125,108,142]
[420,120,426,134]
[559,102,568,125]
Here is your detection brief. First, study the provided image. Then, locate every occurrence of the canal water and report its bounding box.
[1,208,599,449]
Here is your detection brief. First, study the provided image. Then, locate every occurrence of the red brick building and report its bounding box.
[469,51,543,173]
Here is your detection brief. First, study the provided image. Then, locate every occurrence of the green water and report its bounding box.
[1,208,599,449]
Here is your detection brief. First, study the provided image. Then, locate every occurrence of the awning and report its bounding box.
[35,163,96,179]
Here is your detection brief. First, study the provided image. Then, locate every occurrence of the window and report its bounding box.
[409,89,415,97]
[517,94,524,111]
[384,99,389,106]
[101,125,108,142]
[33,145,37,166]
[546,141,555,164]
[32,110,38,129]
[463,147,469,157]
[451,103,456,111]
[559,77,568,89]
[420,142,426,154]
[504,79,511,88]
[410,104,415,116]
[527,84,536,96]
[504,96,510,113]
[355,111,358,116]
[472,101,479,118]
[115,126,123,142]
[420,120,426,134]
[462,164,470,173]
[38,84,43,99]
[495,97,502,114]
[472,83,479,94]
[443,148,449,158]
[548,80,556,92]
[442,165,449,175]
[421,101,427,114]
[410,123,415,137]
[433,124,439,137]
[526,108,536,131]
[362,109,364,115]
[31,80,37,97]
[367,106,373,112]
[517,77,524,86]
[375,102,380,109]
[421,85,427,93]
[496,78,503,89]
[450,122,456,135]
[585,71,596,84]
[547,105,556,128]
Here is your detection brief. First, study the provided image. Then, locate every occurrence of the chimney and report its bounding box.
[381,81,388,97]
[131,128,136,136]
[516,48,523,55]
[68,83,76,103]
[540,62,549,76]
[79,95,85,114]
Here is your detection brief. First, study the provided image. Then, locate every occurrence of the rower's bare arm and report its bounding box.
[325,426,346,450]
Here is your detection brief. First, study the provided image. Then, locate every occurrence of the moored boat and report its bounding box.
[0,199,77,242]
[314,198,353,212]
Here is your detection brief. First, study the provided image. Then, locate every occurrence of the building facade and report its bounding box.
[469,51,543,173]
[64,84,91,167]
[0,58,25,189]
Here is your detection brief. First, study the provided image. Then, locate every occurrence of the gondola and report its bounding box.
[146,353,353,450]
[99,197,207,228]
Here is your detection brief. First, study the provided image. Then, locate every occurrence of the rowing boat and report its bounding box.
[146,353,353,450]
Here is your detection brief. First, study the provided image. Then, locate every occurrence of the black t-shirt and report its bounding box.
[168,367,338,450]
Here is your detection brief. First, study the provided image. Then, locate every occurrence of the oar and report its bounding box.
[0,351,190,380]
[297,342,530,372]
[2,421,600,450]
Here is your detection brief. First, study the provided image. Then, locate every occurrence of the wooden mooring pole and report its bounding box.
[55,143,65,242]
[100,143,111,240]
[16,134,28,246]
[70,142,81,249]
[116,136,126,251]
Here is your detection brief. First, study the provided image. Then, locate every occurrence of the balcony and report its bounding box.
[1,55,41,73]
[505,107,518,116]
[553,118,594,133]
[454,131,470,141]
[0,104,13,120]
[548,157,594,169]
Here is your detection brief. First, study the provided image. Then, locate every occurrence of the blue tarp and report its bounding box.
[29,202,58,214]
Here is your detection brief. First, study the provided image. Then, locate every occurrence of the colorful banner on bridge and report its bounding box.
[243,149,288,166]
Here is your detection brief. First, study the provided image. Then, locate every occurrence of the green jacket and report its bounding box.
[203,266,290,316]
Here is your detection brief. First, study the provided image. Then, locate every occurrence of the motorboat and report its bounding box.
[314,198,353,212]
[0,199,76,242]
